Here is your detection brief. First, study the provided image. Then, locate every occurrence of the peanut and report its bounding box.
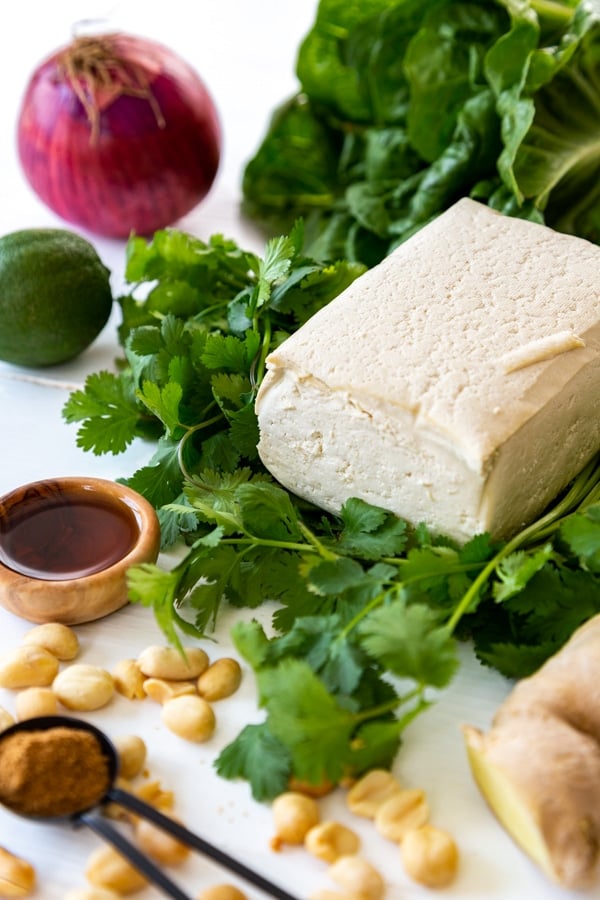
[15,687,59,720]
[103,776,136,823]
[135,815,190,866]
[113,734,147,780]
[346,769,402,819]
[161,694,216,742]
[52,663,114,711]
[134,779,174,811]
[327,855,385,900]
[85,844,148,894]
[143,677,197,704]
[0,707,15,733]
[0,645,59,689]
[401,824,459,888]
[22,622,79,660]
[137,645,209,680]
[112,659,146,700]
[197,657,242,701]
[271,792,320,847]
[305,821,361,863]
[374,787,430,842]
[0,846,36,897]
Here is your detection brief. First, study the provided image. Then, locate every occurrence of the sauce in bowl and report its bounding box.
[0,485,139,581]
[0,477,160,624]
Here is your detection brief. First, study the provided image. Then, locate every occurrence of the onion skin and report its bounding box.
[17,33,221,238]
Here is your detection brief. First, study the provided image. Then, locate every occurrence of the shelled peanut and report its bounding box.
[0,706,14,733]
[87,737,192,885]
[85,844,148,895]
[0,626,246,897]
[0,845,36,897]
[271,792,321,849]
[400,824,459,888]
[113,644,243,744]
[0,623,114,714]
[346,768,459,889]
[269,765,460,899]
[0,626,243,748]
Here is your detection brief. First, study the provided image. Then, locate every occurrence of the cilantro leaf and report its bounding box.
[231,619,272,670]
[121,438,184,510]
[62,371,141,454]
[214,723,292,801]
[359,600,459,688]
[226,546,307,610]
[239,614,366,697]
[347,718,405,774]
[137,380,183,439]
[561,504,600,573]
[181,544,244,632]
[202,333,253,372]
[258,659,362,784]
[334,498,409,559]
[493,544,555,603]
[227,402,261,460]
[236,482,303,542]
[126,564,184,650]
[252,231,298,309]
[303,556,368,596]
[476,640,560,679]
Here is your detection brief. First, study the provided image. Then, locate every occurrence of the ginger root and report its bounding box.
[464,613,600,889]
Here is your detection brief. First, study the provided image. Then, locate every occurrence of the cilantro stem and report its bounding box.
[250,313,272,391]
[220,535,320,555]
[351,685,429,736]
[296,520,339,561]
[338,586,398,641]
[191,300,231,321]
[338,559,486,642]
[446,452,600,632]
[176,412,226,481]
[354,686,424,722]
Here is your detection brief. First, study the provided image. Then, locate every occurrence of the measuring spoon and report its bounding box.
[0,716,298,900]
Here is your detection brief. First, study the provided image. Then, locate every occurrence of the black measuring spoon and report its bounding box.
[0,716,298,900]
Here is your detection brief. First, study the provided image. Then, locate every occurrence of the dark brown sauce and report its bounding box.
[0,487,139,581]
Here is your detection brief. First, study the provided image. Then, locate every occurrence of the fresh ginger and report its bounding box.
[464,613,600,889]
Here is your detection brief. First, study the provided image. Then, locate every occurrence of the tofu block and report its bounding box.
[255,198,600,541]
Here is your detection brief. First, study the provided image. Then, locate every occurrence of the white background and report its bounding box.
[0,3,594,898]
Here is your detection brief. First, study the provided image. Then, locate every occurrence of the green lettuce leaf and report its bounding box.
[243,0,600,264]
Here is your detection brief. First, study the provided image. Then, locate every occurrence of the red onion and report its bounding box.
[17,32,221,238]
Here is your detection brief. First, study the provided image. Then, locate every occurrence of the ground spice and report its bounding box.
[0,726,111,817]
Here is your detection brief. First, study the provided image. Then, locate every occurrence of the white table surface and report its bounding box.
[0,3,594,898]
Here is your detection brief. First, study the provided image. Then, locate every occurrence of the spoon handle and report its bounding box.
[108,786,299,900]
[80,807,191,900]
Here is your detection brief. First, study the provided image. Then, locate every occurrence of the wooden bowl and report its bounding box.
[0,476,161,625]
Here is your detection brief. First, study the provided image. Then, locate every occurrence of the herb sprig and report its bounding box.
[63,225,600,799]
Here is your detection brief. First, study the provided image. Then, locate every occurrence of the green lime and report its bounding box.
[0,228,113,367]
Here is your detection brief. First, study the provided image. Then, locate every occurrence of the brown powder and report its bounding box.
[0,726,112,817]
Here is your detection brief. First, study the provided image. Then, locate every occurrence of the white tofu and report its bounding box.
[255,198,600,541]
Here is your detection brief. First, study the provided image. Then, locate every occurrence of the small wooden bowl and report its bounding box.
[0,476,161,625]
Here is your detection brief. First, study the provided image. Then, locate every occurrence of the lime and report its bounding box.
[0,228,113,367]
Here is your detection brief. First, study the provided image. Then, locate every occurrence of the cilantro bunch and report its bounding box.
[63,225,600,800]
[63,222,364,547]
